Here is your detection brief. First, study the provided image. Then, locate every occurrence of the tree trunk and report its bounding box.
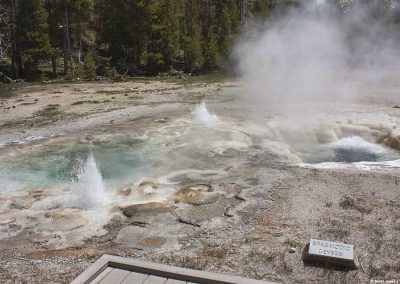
[65,5,73,72]
[24,61,32,78]
[52,56,57,77]
[11,0,19,79]
[63,39,68,74]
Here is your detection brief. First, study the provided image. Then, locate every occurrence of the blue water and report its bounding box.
[0,137,158,192]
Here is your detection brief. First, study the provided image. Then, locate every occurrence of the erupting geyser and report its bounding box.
[327,136,387,162]
[192,101,219,126]
[76,153,109,208]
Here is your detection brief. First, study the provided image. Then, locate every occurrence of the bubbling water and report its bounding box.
[327,136,387,162]
[76,153,109,208]
[192,101,219,126]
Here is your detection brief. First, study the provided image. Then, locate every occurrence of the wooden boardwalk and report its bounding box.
[71,254,278,284]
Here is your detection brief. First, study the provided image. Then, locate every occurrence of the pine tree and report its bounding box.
[95,0,149,73]
[199,0,218,72]
[182,0,203,73]
[0,1,10,63]
[211,0,239,63]
[145,0,180,74]
[16,0,53,76]
[69,0,94,64]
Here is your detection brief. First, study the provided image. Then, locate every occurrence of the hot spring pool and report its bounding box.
[0,102,399,248]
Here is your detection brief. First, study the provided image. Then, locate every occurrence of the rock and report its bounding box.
[121,202,174,217]
[0,218,16,225]
[137,180,159,195]
[109,214,126,224]
[41,208,88,231]
[154,117,170,123]
[174,188,203,205]
[29,188,49,201]
[119,187,132,196]
[224,206,234,217]
[138,236,167,248]
[174,184,217,205]
[138,181,159,188]
[383,129,400,150]
[289,247,297,253]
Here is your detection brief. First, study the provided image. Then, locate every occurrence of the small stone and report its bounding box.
[289,247,297,253]
[119,187,132,196]
[136,180,159,196]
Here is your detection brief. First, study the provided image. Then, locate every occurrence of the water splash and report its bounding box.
[192,101,219,126]
[327,136,387,162]
[76,153,108,208]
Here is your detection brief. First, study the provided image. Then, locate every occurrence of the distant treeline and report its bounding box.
[0,0,302,80]
[0,0,399,81]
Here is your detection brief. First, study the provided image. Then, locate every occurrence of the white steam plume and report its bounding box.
[235,0,400,108]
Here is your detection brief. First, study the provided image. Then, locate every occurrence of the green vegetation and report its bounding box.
[1,0,296,81]
[1,0,250,81]
[0,0,398,82]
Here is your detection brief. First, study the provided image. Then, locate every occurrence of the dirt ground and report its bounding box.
[0,77,399,283]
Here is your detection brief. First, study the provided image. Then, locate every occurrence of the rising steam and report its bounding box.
[235,0,400,107]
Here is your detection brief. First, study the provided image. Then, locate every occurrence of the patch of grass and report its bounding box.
[96,90,122,95]
[71,100,110,105]
[0,82,29,98]
[201,244,229,259]
[166,73,231,85]
[247,248,280,263]
[34,104,61,118]
[339,195,373,214]
[157,255,209,271]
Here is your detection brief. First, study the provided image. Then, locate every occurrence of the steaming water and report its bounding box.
[1,103,400,248]
[299,135,398,164]
[76,153,108,208]
[192,101,219,126]
[327,136,387,162]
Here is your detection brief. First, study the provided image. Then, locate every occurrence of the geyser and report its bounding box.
[327,136,387,162]
[192,101,219,126]
[76,153,108,208]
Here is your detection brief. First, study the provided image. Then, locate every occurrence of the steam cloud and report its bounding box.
[235,0,400,107]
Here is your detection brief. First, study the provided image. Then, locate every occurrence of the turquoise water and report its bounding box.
[0,136,158,192]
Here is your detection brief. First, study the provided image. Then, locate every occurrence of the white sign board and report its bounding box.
[309,239,354,260]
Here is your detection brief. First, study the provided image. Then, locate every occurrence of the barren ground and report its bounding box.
[0,76,399,283]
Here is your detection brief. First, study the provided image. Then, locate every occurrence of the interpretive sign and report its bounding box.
[302,239,357,269]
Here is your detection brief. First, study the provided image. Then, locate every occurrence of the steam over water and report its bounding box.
[327,136,387,162]
[235,0,400,108]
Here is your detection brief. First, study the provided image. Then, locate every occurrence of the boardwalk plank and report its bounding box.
[71,254,278,284]
[90,267,113,284]
[99,268,130,284]
[142,275,167,284]
[165,279,186,284]
[121,271,149,284]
